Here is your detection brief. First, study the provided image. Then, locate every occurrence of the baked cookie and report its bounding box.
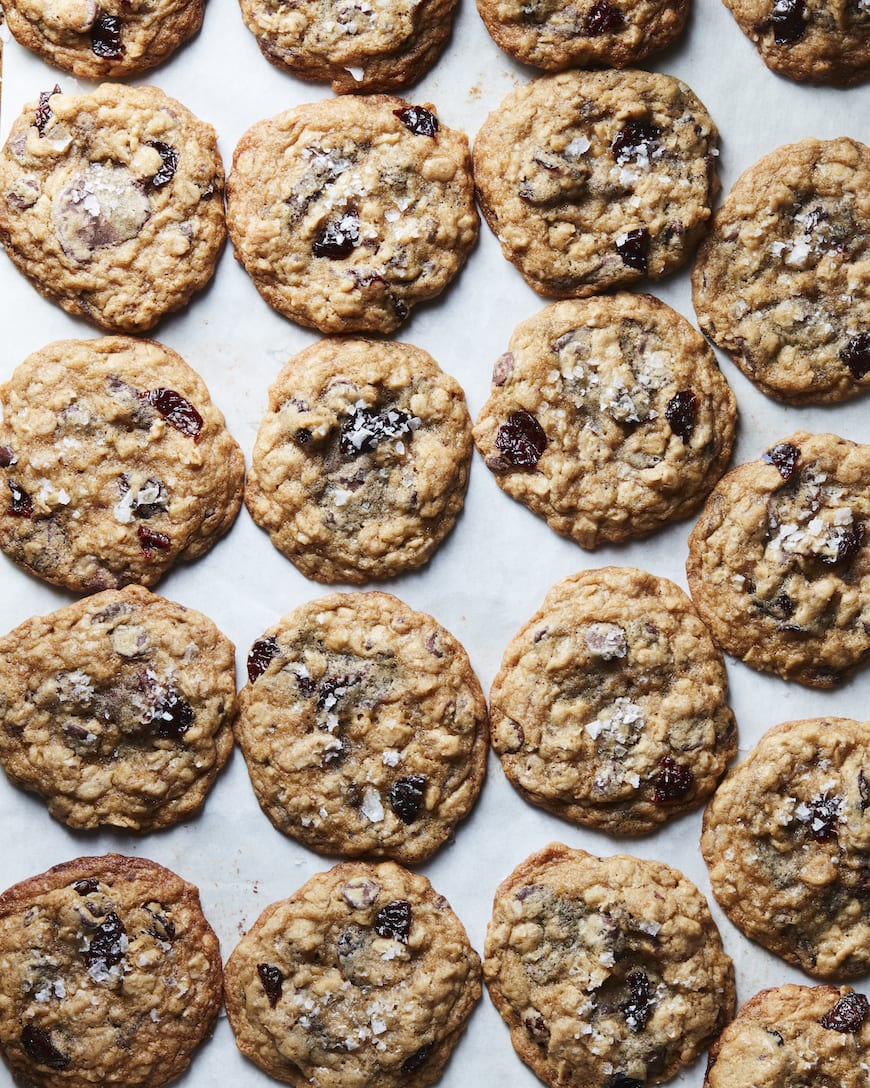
[3,0,203,79]
[245,338,472,584]
[484,843,736,1088]
[236,592,488,864]
[705,983,870,1088]
[476,0,689,71]
[0,585,236,832]
[0,83,225,332]
[0,853,222,1088]
[490,567,737,834]
[702,717,870,980]
[692,138,870,404]
[686,431,870,687]
[238,0,457,93]
[226,96,478,334]
[0,337,244,593]
[473,294,736,547]
[719,0,870,85]
[224,859,481,1088]
[472,70,719,298]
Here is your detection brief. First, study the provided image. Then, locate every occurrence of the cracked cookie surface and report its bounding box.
[0,853,222,1088]
[236,592,487,864]
[490,567,737,834]
[245,338,472,584]
[692,138,870,404]
[0,586,236,832]
[484,843,735,1088]
[0,84,225,333]
[224,859,481,1088]
[686,431,870,687]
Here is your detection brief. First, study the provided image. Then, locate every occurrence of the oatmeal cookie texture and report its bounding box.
[0,337,244,593]
[472,70,719,298]
[705,983,870,1088]
[0,853,222,1088]
[224,859,482,1088]
[0,586,236,832]
[490,567,737,834]
[0,84,225,332]
[484,843,736,1088]
[246,338,472,584]
[686,431,870,687]
[473,294,736,548]
[692,138,870,404]
[226,96,478,334]
[236,592,488,864]
[702,717,870,980]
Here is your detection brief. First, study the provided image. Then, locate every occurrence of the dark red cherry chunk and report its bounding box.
[495,410,547,468]
[389,776,427,823]
[313,211,360,258]
[394,106,439,137]
[611,120,660,162]
[584,0,625,33]
[402,1043,434,1073]
[257,963,285,1007]
[247,636,280,683]
[820,992,869,1032]
[771,0,806,42]
[824,521,866,567]
[151,689,194,740]
[665,390,698,441]
[149,142,178,189]
[142,388,203,440]
[763,442,800,481]
[616,228,649,272]
[374,899,411,943]
[0,446,16,467]
[8,480,32,517]
[35,85,61,136]
[620,970,653,1032]
[91,13,123,57]
[21,1026,69,1070]
[808,792,841,842]
[137,525,171,554]
[841,333,870,379]
[654,756,693,802]
[74,878,99,895]
[83,911,127,968]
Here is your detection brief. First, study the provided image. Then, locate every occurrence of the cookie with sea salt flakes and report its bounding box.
[0,84,225,333]
[473,294,736,548]
[0,337,244,594]
[0,853,222,1088]
[0,585,236,832]
[686,431,870,688]
[692,138,870,404]
[484,843,736,1088]
[472,70,719,298]
[490,567,737,834]
[236,592,488,865]
[224,859,481,1088]
[226,96,478,334]
[245,338,472,584]
[702,717,870,979]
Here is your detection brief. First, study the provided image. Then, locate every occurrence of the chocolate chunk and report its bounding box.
[339,404,415,458]
[402,1042,434,1073]
[771,0,806,42]
[257,962,285,1007]
[247,636,281,684]
[74,878,99,895]
[808,791,841,842]
[8,480,32,517]
[612,120,660,164]
[620,969,653,1031]
[524,1012,551,1045]
[0,445,16,467]
[150,688,194,740]
[394,107,439,138]
[21,1026,69,1070]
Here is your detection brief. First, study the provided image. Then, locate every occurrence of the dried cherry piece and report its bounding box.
[247,636,280,683]
[74,878,99,895]
[83,911,127,967]
[257,962,285,1007]
[389,776,427,823]
[820,991,869,1032]
[654,756,693,802]
[616,228,649,272]
[91,14,123,58]
[149,142,179,189]
[137,525,171,554]
[142,387,203,440]
[313,211,360,258]
[394,106,439,138]
[495,410,547,468]
[824,521,866,567]
[584,0,625,33]
[841,333,870,380]
[374,899,411,943]
[611,120,660,163]
[150,688,194,740]
[620,970,653,1031]
[808,792,841,842]
[771,0,806,42]
[763,442,800,481]
[524,1013,550,1045]
[21,1026,70,1070]
[664,390,698,441]
[340,405,414,458]
[402,1043,433,1073]
[0,446,16,467]
[35,86,61,137]
[8,480,33,518]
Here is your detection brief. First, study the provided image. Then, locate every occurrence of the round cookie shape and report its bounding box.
[0,853,222,1088]
[238,0,458,93]
[473,294,737,548]
[3,0,204,79]
[686,431,870,688]
[0,84,225,333]
[245,338,472,584]
[0,586,236,832]
[476,0,689,71]
[692,138,870,405]
[705,983,870,1088]
[490,567,737,834]
[702,717,870,979]
[484,843,736,1088]
[236,592,488,864]
[226,96,478,334]
[472,70,719,298]
[0,337,245,593]
[224,859,482,1088]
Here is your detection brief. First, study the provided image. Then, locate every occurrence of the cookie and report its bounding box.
[236,592,488,864]
[224,859,482,1088]
[238,0,457,93]
[225,96,478,334]
[702,716,870,980]
[719,0,870,85]
[3,0,204,79]
[245,338,472,584]
[0,337,245,593]
[686,431,870,687]
[0,83,225,333]
[476,0,689,72]
[472,70,719,298]
[484,843,736,1088]
[692,138,870,404]
[473,294,736,547]
[0,585,236,832]
[0,853,222,1088]
[489,567,737,834]
[705,983,870,1088]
